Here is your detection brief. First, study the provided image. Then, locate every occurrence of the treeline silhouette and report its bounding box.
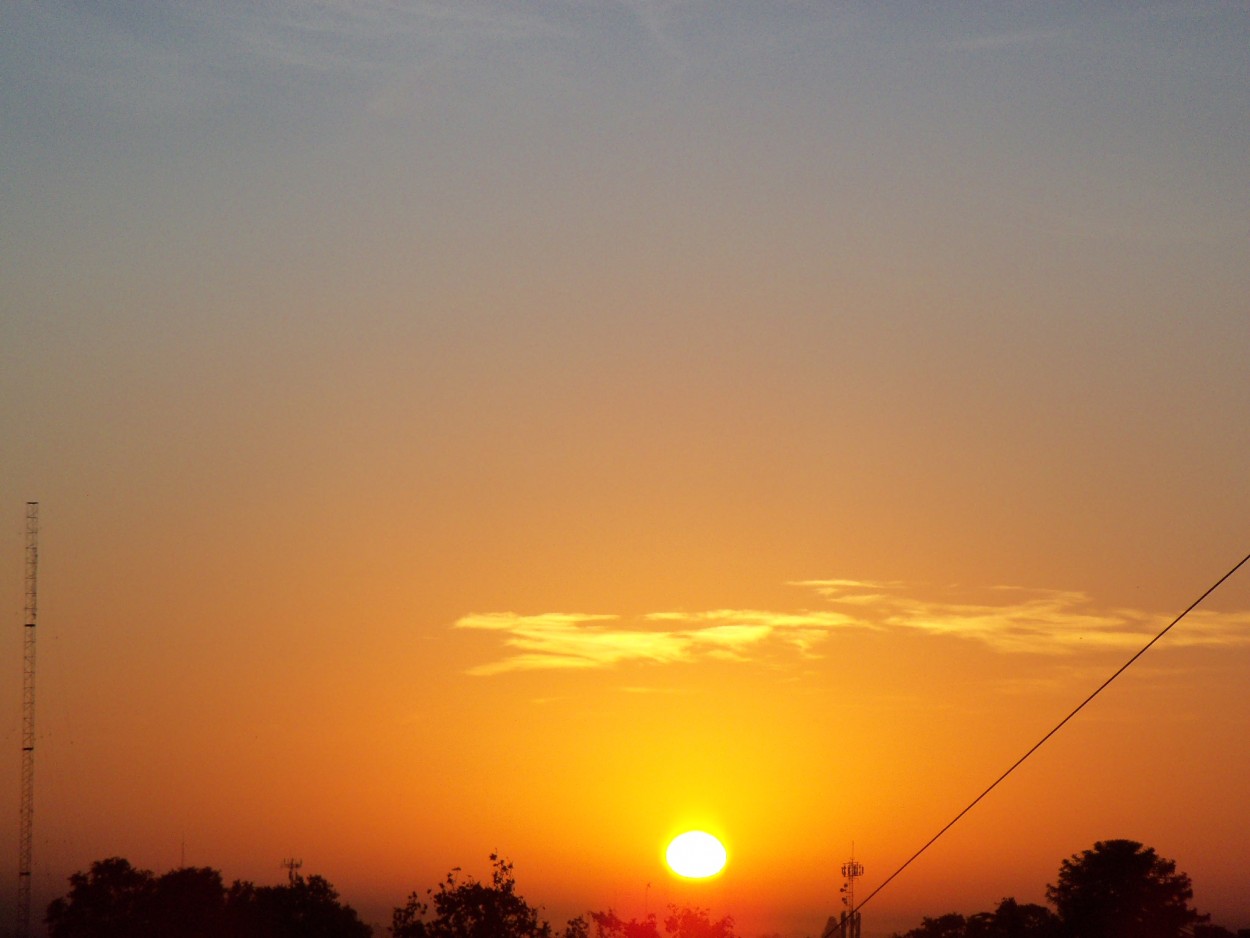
[36,852,734,938]
[31,839,1246,938]
[889,840,1247,938]
[40,857,370,938]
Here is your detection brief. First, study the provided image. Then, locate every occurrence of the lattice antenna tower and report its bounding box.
[840,845,864,912]
[840,847,864,938]
[823,847,866,938]
[282,857,303,886]
[17,502,39,938]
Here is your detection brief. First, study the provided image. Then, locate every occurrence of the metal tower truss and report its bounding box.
[17,502,38,938]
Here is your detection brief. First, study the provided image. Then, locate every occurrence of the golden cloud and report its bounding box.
[454,581,1250,675]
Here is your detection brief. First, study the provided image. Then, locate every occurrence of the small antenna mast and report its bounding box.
[282,857,303,886]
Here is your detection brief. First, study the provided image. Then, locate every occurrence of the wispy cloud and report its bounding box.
[940,27,1072,52]
[454,609,853,675]
[455,581,1250,675]
[614,0,686,60]
[30,0,573,118]
[795,580,1250,654]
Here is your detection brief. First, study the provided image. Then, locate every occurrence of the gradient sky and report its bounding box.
[2,3,1249,936]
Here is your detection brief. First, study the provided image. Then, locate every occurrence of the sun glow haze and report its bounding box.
[666,831,728,879]
[3,4,1250,938]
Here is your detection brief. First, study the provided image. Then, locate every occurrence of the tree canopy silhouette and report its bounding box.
[391,853,556,938]
[970,898,1062,938]
[391,855,734,938]
[589,906,736,938]
[892,840,1216,938]
[227,871,373,938]
[1046,839,1206,938]
[45,857,371,938]
[589,910,661,938]
[46,857,158,938]
[893,899,1061,938]
[662,905,737,938]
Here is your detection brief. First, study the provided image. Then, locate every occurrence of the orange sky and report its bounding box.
[2,4,1249,936]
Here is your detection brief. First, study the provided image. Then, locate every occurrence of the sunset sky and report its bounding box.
[2,3,1249,936]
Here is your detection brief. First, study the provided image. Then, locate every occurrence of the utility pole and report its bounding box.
[17,502,39,938]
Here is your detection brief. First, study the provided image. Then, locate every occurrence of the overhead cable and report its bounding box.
[856,549,1250,912]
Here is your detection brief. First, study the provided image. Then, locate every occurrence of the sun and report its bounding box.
[665,831,727,879]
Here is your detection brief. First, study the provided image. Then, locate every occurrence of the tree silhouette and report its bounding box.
[46,857,370,938]
[149,866,229,937]
[227,871,372,938]
[966,899,1060,938]
[391,853,552,938]
[392,858,733,938]
[589,906,735,938]
[895,912,970,938]
[662,905,736,938]
[1046,840,1206,938]
[589,910,660,938]
[891,896,1066,938]
[46,858,157,938]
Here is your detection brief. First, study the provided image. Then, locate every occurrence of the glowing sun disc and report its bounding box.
[666,831,727,878]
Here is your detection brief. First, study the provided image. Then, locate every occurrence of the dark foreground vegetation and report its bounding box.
[42,857,371,938]
[34,839,1245,938]
[38,852,732,938]
[889,840,1246,938]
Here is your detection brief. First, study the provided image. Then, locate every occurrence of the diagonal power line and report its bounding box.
[855,549,1250,912]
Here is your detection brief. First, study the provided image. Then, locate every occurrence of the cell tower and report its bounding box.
[841,852,864,917]
[282,857,304,885]
[17,502,39,938]
[823,849,864,938]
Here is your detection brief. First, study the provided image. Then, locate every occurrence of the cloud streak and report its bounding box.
[454,609,854,675]
[455,581,1250,675]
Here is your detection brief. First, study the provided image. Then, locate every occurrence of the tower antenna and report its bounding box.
[281,857,303,886]
[841,846,864,914]
[16,502,39,938]
[823,847,865,938]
